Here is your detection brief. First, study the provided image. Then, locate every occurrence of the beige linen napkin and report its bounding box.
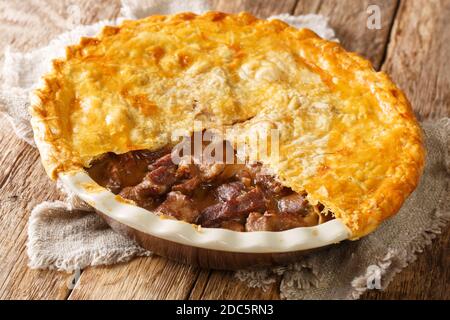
[0,0,448,299]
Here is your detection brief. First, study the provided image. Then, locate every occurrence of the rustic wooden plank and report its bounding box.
[190,271,280,300]
[294,0,399,69]
[187,270,211,299]
[208,0,298,18]
[0,116,72,299]
[68,257,201,300]
[361,0,450,300]
[0,0,120,53]
[381,0,450,120]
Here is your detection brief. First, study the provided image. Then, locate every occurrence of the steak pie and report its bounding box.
[30,12,425,240]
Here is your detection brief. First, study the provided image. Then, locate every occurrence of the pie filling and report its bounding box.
[87,137,333,232]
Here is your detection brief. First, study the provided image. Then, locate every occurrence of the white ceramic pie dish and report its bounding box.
[60,170,351,269]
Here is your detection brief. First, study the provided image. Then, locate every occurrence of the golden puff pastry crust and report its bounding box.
[30,12,425,238]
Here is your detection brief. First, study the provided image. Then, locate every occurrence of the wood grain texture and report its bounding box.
[0,0,120,53]
[381,0,450,120]
[190,271,280,300]
[208,0,298,17]
[294,0,399,69]
[68,257,200,300]
[0,0,448,300]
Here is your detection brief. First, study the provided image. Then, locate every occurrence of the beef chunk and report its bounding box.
[148,153,175,171]
[148,165,177,186]
[120,164,177,202]
[97,153,148,193]
[173,157,225,194]
[144,153,178,188]
[197,163,225,181]
[88,149,174,194]
[141,165,177,194]
[119,187,159,210]
[156,191,199,223]
[101,165,123,193]
[216,182,245,202]
[235,169,252,187]
[172,160,202,195]
[245,211,313,232]
[277,194,310,215]
[255,174,286,195]
[228,187,266,213]
[197,203,225,227]
[198,187,266,227]
[175,157,198,177]
[245,212,265,231]
[172,176,202,195]
[220,220,245,232]
[134,148,172,165]
[177,155,225,181]
[118,152,178,201]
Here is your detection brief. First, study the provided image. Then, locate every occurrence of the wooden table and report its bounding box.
[0,0,448,300]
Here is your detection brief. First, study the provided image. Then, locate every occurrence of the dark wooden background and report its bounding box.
[0,0,448,299]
